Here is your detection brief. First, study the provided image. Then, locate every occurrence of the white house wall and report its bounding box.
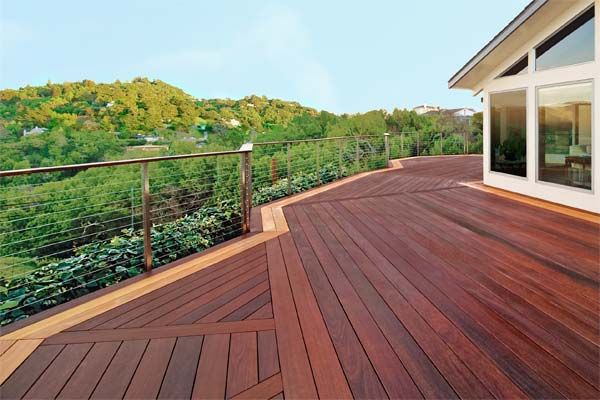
[480,0,599,213]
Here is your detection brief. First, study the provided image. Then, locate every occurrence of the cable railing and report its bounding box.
[0,132,479,325]
[252,135,388,205]
[388,130,483,159]
[0,149,250,326]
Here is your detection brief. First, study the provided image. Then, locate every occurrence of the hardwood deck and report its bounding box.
[1,156,599,399]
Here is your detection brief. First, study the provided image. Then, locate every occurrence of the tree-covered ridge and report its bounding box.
[0,78,318,138]
[197,95,318,130]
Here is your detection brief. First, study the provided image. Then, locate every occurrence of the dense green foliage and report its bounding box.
[0,78,482,326]
[0,200,241,325]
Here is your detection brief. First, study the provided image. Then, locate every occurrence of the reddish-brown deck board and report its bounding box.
[309,202,492,399]
[265,238,319,399]
[374,194,599,369]
[158,336,204,399]
[257,330,280,381]
[22,343,92,400]
[292,205,439,399]
[69,245,266,331]
[246,301,273,320]
[3,156,598,400]
[124,337,176,399]
[330,200,565,399]
[0,345,64,399]
[90,339,148,399]
[226,332,258,398]
[57,341,121,399]
[337,198,598,398]
[284,207,391,399]
[278,233,353,399]
[192,333,230,399]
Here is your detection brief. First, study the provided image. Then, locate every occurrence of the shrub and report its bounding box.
[0,199,240,326]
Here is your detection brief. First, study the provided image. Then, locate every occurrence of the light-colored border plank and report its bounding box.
[462,181,600,224]
[0,339,43,384]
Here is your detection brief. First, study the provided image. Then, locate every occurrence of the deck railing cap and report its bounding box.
[239,143,254,152]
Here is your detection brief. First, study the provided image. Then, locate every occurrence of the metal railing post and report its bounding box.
[401,133,404,157]
[355,137,360,171]
[141,162,152,272]
[384,133,390,167]
[466,133,470,154]
[239,143,253,234]
[338,140,343,177]
[440,132,444,155]
[315,142,321,185]
[286,142,292,195]
[416,132,420,156]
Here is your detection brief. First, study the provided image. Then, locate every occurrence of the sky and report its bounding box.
[0,0,531,114]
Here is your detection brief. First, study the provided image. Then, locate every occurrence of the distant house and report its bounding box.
[228,118,241,128]
[106,101,114,108]
[449,0,598,213]
[422,107,478,120]
[135,134,161,143]
[23,126,48,136]
[413,104,441,115]
[443,108,477,119]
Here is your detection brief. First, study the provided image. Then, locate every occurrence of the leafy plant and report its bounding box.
[0,200,241,326]
[499,132,526,161]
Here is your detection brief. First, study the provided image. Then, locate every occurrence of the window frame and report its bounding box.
[534,5,595,72]
[535,79,595,193]
[488,87,529,179]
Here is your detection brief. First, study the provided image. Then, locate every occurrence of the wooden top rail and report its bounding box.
[0,148,250,178]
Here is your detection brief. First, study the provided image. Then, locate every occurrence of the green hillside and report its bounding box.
[0,78,317,138]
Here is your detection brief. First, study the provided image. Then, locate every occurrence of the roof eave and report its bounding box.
[448,0,549,90]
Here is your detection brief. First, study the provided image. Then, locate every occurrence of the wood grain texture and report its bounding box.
[0,339,43,385]
[2,156,598,400]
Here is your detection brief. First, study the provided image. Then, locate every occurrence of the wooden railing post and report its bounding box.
[316,142,321,185]
[286,142,292,195]
[465,133,469,154]
[141,162,152,271]
[239,143,253,234]
[384,133,390,167]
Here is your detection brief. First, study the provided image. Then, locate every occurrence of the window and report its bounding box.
[498,55,528,78]
[536,6,595,71]
[490,90,527,177]
[538,82,593,190]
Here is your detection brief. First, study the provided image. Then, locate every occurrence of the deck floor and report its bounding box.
[2,156,599,399]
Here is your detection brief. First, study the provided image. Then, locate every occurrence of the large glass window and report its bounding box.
[536,6,594,71]
[490,90,527,177]
[498,55,528,78]
[538,82,593,190]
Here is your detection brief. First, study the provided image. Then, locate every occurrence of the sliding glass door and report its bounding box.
[538,82,593,190]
